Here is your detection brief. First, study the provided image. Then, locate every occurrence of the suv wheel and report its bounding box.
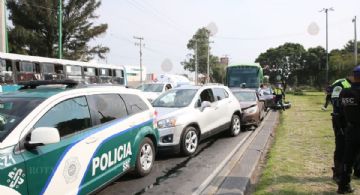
[229,114,241,137]
[181,127,198,156]
[134,137,155,177]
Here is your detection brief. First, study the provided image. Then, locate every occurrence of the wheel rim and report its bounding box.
[185,130,198,153]
[233,117,241,134]
[140,143,153,171]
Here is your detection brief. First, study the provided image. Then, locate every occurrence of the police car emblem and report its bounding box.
[7,167,25,189]
[63,157,81,184]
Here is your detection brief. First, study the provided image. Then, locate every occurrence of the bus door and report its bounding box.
[97,68,111,83]
[65,65,83,82]
[112,68,125,85]
[54,64,65,79]
[0,59,15,84]
[40,63,56,80]
[83,67,96,84]
[17,61,36,82]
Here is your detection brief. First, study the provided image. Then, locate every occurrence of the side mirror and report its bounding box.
[25,127,60,150]
[200,101,211,111]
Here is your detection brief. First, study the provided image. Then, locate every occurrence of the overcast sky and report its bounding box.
[91,0,360,75]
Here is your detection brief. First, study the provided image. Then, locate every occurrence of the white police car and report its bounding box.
[0,80,158,195]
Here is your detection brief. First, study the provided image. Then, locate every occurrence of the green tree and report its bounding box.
[181,28,222,83]
[342,40,360,53]
[255,43,307,90]
[7,0,109,61]
[302,46,326,88]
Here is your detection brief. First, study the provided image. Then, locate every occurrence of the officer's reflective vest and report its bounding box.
[274,88,283,95]
[331,79,351,98]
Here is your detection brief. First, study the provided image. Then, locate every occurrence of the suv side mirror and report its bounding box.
[200,101,211,111]
[25,127,60,150]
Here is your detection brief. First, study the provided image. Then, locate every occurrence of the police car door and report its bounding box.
[75,93,133,195]
[20,96,94,195]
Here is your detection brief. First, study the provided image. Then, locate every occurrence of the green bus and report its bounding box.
[225,63,263,89]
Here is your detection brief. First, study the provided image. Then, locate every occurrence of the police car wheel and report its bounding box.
[229,114,241,137]
[181,127,198,156]
[134,137,155,177]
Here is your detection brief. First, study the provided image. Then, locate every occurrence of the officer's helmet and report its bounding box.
[354,65,360,78]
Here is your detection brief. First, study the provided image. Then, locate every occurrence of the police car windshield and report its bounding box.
[0,97,44,142]
[152,89,197,108]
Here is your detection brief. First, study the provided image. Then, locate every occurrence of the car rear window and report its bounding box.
[87,94,128,124]
[121,94,149,114]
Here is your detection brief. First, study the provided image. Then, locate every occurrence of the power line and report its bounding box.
[133,0,190,36]
[124,0,190,37]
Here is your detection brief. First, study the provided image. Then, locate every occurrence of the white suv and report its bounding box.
[152,85,242,156]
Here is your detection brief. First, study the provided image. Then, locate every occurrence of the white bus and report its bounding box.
[0,52,127,91]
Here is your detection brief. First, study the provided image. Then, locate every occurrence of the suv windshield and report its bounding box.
[233,91,257,102]
[0,97,44,142]
[137,84,164,93]
[152,89,197,108]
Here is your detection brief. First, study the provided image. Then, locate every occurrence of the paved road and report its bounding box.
[97,125,256,195]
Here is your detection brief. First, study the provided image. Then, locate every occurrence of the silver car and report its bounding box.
[152,85,242,156]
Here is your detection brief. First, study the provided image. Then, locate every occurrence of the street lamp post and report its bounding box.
[195,41,198,85]
[353,16,358,66]
[0,0,8,53]
[58,0,63,59]
[320,7,334,84]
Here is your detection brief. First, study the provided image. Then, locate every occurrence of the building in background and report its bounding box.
[220,56,229,66]
[124,65,147,87]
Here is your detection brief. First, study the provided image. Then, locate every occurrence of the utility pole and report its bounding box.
[206,32,214,84]
[134,36,144,85]
[353,16,358,66]
[195,41,198,85]
[58,0,63,59]
[320,7,334,84]
[0,0,7,53]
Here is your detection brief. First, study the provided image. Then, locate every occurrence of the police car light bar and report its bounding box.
[18,79,79,90]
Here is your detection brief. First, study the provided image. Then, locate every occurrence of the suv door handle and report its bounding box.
[86,136,98,144]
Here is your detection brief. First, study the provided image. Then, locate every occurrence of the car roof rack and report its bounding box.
[18,79,79,90]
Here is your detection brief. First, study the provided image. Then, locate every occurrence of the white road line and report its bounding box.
[193,112,272,195]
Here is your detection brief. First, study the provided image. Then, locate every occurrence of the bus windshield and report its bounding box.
[227,66,260,88]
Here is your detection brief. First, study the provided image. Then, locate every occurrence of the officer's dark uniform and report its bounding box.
[337,66,360,194]
[330,78,351,182]
[273,86,285,110]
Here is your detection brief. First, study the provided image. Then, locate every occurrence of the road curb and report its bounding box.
[201,111,279,195]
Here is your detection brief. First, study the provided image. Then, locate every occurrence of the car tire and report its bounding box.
[181,126,199,156]
[134,137,155,177]
[229,114,241,137]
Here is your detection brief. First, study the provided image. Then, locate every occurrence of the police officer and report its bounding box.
[330,77,351,182]
[273,84,285,110]
[337,65,360,194]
